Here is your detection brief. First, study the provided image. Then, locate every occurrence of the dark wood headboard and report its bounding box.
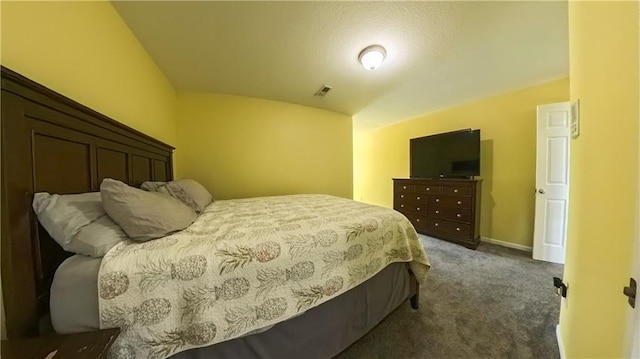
[1,66,175,338]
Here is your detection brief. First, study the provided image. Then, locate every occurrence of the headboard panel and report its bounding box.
[1,66,175,338]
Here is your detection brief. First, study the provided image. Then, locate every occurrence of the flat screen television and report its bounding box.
[410,129,480,179]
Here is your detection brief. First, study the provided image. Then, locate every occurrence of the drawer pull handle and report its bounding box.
[426,187,430,191]
[454,189,459,193]
[435,199,440,203]
[434,223,439,227]
[400,204,404,208]
[456,213,461,218]
[456,227,461,231]
[416,218,420,222]
[417,207,421,211]
[403,186,407,189]
[401,194,404,198]
[457,200,462,205]
[435,210,439,214]
[417,196,421,200]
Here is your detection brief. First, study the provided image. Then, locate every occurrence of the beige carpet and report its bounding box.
[337,235,563,359]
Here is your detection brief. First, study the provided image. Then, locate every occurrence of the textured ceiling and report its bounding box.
[112,1,569,129]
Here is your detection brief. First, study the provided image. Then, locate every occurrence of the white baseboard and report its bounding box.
[556,324,565,359]
[480,236,533,252]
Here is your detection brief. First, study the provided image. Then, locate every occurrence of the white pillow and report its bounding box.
[101,178,197,242]
[32,192,127,257]
[74,216,129,257]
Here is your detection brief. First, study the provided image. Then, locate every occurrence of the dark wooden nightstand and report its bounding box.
[1,328,120,359]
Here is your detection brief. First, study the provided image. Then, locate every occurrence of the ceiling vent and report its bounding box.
[314,84,333,97]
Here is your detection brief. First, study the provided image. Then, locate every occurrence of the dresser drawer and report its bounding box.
[427,195,472,209]
[396,193,426,202]
[394,182,416,193]
[404,213,427,231]
[395,200,426,214]
[416,184,441,195]
[426,218,471,238]
[429,207,472,223]
[442,185,472,197]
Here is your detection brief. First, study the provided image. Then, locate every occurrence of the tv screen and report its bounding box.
[410,129,480,179]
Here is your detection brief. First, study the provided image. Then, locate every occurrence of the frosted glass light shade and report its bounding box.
[359,45,386,71]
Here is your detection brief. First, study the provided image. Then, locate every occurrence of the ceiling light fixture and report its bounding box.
[358,45,386,71]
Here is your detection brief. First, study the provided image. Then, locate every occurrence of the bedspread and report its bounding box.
[98,194,430,359]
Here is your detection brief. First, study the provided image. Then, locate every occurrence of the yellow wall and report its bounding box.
[0,1,177,145]
[176,93,353,200]
[560,2,639,357]
[0,1,177,338]
[354,79,569,247]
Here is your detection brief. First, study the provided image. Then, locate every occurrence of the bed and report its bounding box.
[0,66,430,358]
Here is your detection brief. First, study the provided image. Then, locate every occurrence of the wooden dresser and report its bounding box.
[393,178,481,249]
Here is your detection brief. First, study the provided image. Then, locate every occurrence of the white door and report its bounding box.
[533,102,571,264]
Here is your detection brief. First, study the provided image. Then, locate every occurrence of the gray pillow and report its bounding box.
[101,178,196,242]
[157,179,213,214]
[32,192,127,257]
[140,181,167,192]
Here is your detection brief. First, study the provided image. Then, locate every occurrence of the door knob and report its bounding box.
[538,189,546,194]
[623,278,636,308]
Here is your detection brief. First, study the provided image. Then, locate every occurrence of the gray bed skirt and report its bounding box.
[172,262,412,359]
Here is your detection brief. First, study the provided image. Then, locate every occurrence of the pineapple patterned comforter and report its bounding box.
[98,194,430,359]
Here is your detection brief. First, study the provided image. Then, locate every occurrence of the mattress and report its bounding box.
[50,256,412,358]
[50,255,280,336]
[172,261,411,359]
[50,254,101,333]
[98,194,429,359]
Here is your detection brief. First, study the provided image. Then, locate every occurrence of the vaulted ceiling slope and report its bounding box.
[113,1,569,129]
